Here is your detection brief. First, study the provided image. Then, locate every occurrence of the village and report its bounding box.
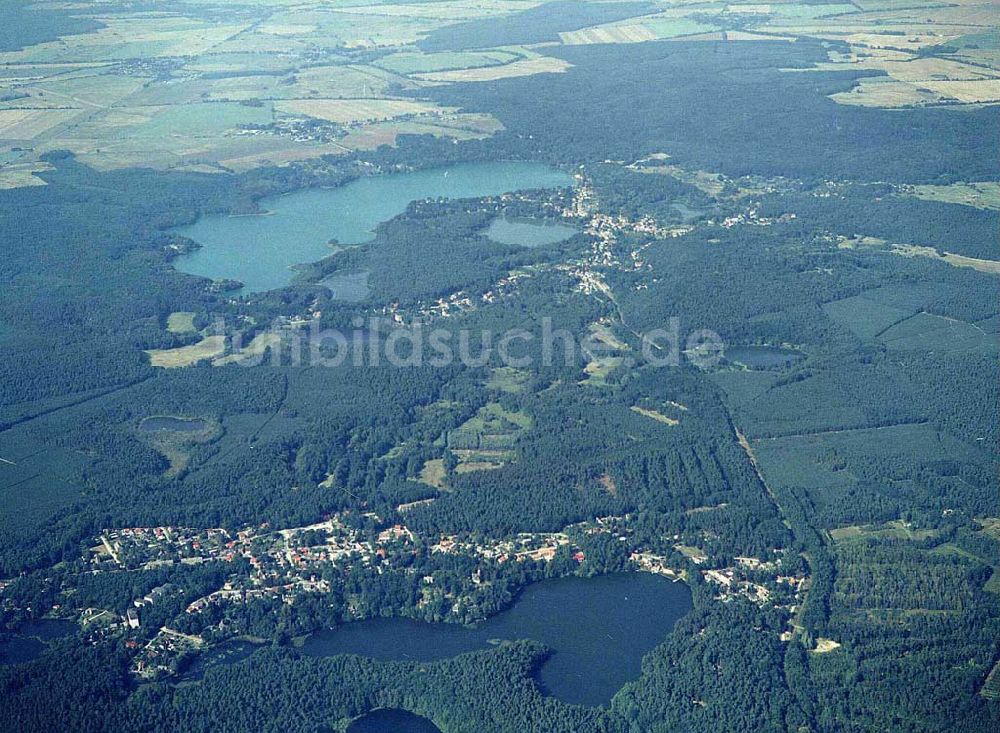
[31,508,806,680]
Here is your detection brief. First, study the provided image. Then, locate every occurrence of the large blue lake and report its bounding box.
[174,162,574,293]
[300,572,691,708]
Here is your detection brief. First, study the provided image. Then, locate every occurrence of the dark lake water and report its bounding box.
[300,572,691,707]
[174,162,574,292]
[320,270,371,303]
[347,709,442,733]
[483,217,578,248]
[140,416,209,433]
[726,345,804,369]
[0,618,76,665]
[176,639,260,683]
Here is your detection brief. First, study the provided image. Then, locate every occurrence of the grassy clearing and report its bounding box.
[444,403,530,471]
[907,182,1000,211]
[976,517,1000,541]
[166,312,197,334]
[630,406,680,426]
[418,458,447,489]
[628,158,727,197]
[214,332,281,366]
[485,366,531,394]
[890,243,1000,275]
[580,356,624,387]
[675,544,708,563]
[146,336,226,368]
[587,322,630,351]
[810,638,843,654]
[982,659,1000,699]
[830,519,938,544]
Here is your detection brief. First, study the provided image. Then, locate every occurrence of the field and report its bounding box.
[445,402,531,471]
[166,312,197,334]
[275,98,445,125]
[418,458,447,489]
[0,160,51,188]
[982,660,1000,699]
[485,366,531,393]
[0,0,993,171]
[890,243,1000,275]
[414,56,571,82]
[214,332,282,366]
[560,18,717,45]
[146,336,226,368]
[580,356,625,387]
[907,182,1000,211]
[829,519,939,544]
[630,406,680,426]
[376,50,522,74]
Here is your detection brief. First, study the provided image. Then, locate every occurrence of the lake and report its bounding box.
[300,572,691,708]
[140,416,210,433]
[320,270,371,303]
[483,217,578,248]
[726,345,804,369]
[174,162,575,293]
[0,618,76,666]
[347,709,442,733]
[176,639,260,683]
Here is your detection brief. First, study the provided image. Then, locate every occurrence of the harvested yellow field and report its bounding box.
[146,336,226,368]
[561,24,658,45]
[276,98,444,124]
[0,161,51,188]
[631,406,680,426]
[862,3,1000,26]
[415,57,571,82]
[830,78,938,107]
[920,79,1000,103]
[876,57,999,83]
[891,244,1000,275]
[0,108,80,139]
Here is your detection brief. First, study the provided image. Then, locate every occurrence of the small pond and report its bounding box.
[346,709,442,733]
[0,618,76,666]
[483,217,578,248]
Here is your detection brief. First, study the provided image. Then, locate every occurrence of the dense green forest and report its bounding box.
[418,40,1000,182]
